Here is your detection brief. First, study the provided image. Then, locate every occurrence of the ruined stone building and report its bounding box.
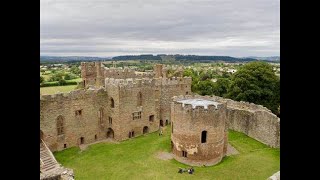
[40,62,280,178]
[171,96,228,166]
[40,63,191,152]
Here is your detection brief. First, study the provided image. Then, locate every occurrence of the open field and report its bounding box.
[40,85,78,95]
[54,127,280,180]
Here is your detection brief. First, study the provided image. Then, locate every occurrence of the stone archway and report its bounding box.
[160,120,163,127]
[107,128,114,138]
[143,126,149,134]
[80,137,85,144]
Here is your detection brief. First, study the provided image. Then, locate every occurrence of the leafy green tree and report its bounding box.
[212,78,230,97]
[226,61,280,115]
[64,73,77,80]
[196,80,215,95]
[70,65,81,75]
[64,74,71,80]
[58,79,67,86]
[48,73,63,82]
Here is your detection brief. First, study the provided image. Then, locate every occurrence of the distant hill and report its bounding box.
[40,56,112,62]
[244,56,280,62]
[40,55,280,63]
[112,54,258,62]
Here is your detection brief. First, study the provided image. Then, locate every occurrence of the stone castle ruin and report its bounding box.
[40,62,280,178]
[171,96,228,166]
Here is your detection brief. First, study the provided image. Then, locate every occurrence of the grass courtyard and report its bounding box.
[40,85,78,95]
[54,127,280,180]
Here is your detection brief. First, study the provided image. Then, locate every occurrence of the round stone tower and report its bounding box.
[170,95,228,166]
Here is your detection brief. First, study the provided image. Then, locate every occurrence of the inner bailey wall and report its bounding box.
[40,88,110,152]
[103,68,154,80]
[104,78,160,141]
[178,95,280,148]
[81,62,155,88]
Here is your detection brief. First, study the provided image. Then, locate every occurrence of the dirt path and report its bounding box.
[226,143,239,156]
[156,151,174,160]
[79,138,118,151]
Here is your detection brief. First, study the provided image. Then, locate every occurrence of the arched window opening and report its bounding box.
[110,98,115,108]
[137,92,142,106]
[107,128,114,138]
[201,131,207,143]
[143,126,149,134]
[182,150,188,158]
[99,108,104,125]
[57,116,64,135]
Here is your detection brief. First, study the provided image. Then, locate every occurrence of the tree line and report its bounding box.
[184,61,280,116]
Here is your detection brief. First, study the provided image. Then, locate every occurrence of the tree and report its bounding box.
[58,79,67,86]
[64,73,77,80]
[212,78,230,97]
[70,65,81,75]
[196,80,215,96]
[40,76,44,83]
[49,74,63,82]
[64,74,71,80]
[226,61,280,115]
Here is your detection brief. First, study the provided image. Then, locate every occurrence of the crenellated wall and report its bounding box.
[40,74,193,152]
[173,95,280,148]
[42,62,279,155]
[171,96,228,166]
[81,62,155,88]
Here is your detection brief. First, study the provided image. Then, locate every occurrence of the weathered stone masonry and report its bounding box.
[209,95,280,148]
[40,63,192,152]
[171,96,228,166]
[41,62,279,154]
[178,95,280,148]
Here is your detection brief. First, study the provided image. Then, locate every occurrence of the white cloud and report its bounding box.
[40,0,280,57]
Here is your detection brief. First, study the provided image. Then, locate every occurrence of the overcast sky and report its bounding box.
[40,0,280,57]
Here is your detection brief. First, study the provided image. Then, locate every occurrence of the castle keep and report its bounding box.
[171,96,228,166]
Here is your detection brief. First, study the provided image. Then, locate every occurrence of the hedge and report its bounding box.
[40,81,78,87]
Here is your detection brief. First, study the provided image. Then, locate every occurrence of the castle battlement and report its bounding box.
[172,96,225,114]
[161,76,192,86]
[105,78,158,88]
[172,94,274,115]
[103,68,135,73]
[208,95,273,114]
[40,88,107,101]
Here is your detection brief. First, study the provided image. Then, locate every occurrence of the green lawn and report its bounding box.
[40,85,78,95]
[66,78,82,83]
[54,128,279,180]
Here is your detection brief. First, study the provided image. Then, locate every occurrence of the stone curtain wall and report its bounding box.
[210,95,280,148]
